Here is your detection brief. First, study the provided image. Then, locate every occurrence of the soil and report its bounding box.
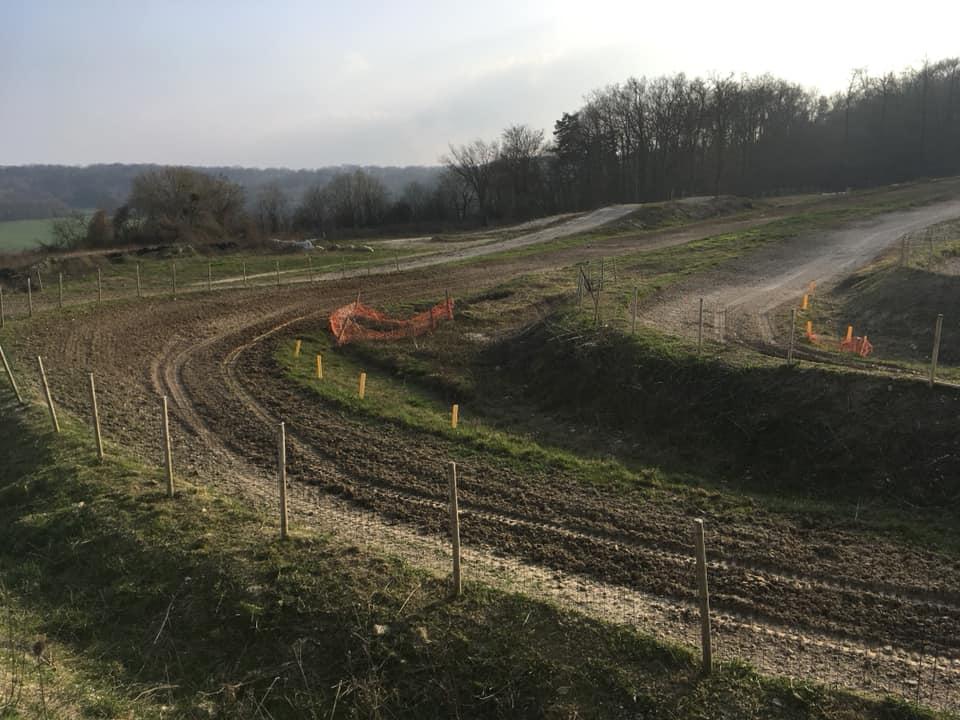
[5,205,960,710]
[642,200,960,344]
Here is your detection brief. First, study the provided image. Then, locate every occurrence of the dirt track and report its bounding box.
[5,207,960,709]
[643,199,960,343]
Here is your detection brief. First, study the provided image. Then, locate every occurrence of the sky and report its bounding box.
[1,0,958,168]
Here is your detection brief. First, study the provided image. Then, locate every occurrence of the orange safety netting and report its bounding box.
[839,335,873,357]
[329,296,454,346]
[805,325,874,357]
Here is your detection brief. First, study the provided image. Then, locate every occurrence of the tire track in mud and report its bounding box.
[180,307,960,709]
[8,215,960,708]
[124,292,960,701]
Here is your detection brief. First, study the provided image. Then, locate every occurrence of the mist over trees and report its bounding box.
[4,57,958,248]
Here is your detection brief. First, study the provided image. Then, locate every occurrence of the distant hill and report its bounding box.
[0,164,442,221]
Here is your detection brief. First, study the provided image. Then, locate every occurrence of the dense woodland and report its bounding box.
[3,57,959,247]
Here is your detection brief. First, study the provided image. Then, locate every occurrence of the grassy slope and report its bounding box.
[0,219,56,252]
[280,257,960,555]
[0,397,946,718]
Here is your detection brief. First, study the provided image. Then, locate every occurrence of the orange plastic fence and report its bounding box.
[804,324,873,357]
[329,297,454,346]
[840,335,873,357]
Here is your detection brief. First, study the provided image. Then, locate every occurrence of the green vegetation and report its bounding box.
[2,401,943,718]
[0,218,57,252]
[791,219,960,382]
[281,259,960,555]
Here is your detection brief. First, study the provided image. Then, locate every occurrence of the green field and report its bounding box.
[0,218,58,251]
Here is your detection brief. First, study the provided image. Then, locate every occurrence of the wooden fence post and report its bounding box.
[276,260,281,287]
[88,373,104,461]
[136,262,142,298]
[448,461,462,597]
[162,396,174,497]
[451,403,459,429]
[0,344,24,405]
[315,354,323,379]
[27,277,33,317]
[97,268,102,305]
[787,307,797,364]
[37,356,60,433]
[693,519,712,674]
[358,372,366,399]
[293,339,302,358]
[58,273,63,309]
[697,298,705,356]
[930,313,944,387]
[277,421,289,540]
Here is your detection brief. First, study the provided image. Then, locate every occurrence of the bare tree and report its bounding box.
[442,140,499,224]
[257,183,289,235]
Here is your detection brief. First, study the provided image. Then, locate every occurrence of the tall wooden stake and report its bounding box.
[58,272,63,309]
[448,461,462,597]
[97,268,102,305]
[697,298,705,356]
[787,307,797,364]
[930,313,944,387]
[358,372,367,399]
[277,422,289,540]
[315,354,323,379]
[27,277,33,317]
[36,269,43,292]
[162,396,174,497]
[275,260,281,287]
[0,344,24,404]
[694,519,712,674]
[631,286,639,334]
[242,261,247,287]
[37,356,60,433]
[88,373,104,461]
[451,403,459,429]
[136,262,142,298]
[207,262,212,292]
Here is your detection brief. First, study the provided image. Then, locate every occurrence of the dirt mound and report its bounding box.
[489,311,960,510]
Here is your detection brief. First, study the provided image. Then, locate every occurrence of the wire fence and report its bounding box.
[0,331,958,712]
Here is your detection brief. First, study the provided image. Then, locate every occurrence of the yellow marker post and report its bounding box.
[294,339,302,357]
[845,325,853,343]
[451,403,459,429]
[801,294,809,310]
[315,354,323,379]
[358,372,366,399]
[805,320,813,337]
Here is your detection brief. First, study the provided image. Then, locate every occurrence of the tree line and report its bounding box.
[40,56,960,248]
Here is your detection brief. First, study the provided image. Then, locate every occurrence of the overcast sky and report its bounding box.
[1,0,957,168]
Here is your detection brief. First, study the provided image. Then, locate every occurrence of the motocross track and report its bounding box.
[6,205,960,710]
[643,199,960,345]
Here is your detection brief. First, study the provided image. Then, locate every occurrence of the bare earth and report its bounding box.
[642,199,960,344]
[5,203,960,710]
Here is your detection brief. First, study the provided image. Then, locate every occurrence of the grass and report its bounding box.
[0,219,58,252]
[1,400,945,718]
[279,260,960,557]
[787,218,960,382]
